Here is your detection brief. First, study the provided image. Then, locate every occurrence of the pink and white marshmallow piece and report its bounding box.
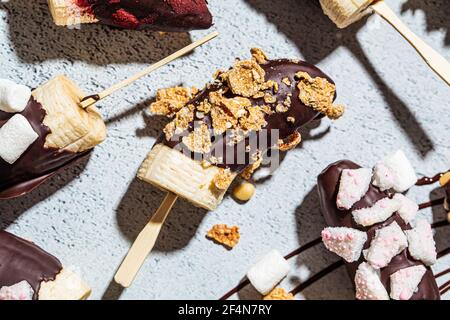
[372,150,417,193]
[321,227,367,262]
[390,265,427,300]
[405,219,437,266]
[352,197,401,227]
[393,193,418,224]
[354,262,389,300]
[336,168,372,210]
[366,222,408,269]
[0,280,34,300]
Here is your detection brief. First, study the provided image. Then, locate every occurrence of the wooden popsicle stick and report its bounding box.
[114,192,178,288]
[79,31,219,109]
[371,1,450,86]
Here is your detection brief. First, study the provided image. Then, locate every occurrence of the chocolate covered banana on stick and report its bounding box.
[319,0,450,85]
[0,231,91,300]
[0,32,218,199]
[115,48,345,287]
[48,0,213,31]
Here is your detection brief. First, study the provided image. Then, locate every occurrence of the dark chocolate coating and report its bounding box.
[76,0,213,31]
[0,231,62,300]
[0,97,90,199]
[317,160,440,300]
[163,59,330,173]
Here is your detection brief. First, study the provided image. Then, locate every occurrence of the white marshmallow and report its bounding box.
[393,194,418,224]
[247,250,291,295]
[321,227,367,262]
[405,219,437,266]
[336,168,372,210]
[390,265,426,300]
[0,79,31,113]
[0,280,34,300]
[366,222,408,269]
[352,197,401,227]
[354,262,389,300]
[0,114,39,164]
[372,150,417,192]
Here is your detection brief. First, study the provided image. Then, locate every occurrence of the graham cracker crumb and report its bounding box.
[207,224,240,249]
[282,77,292,86]
[224,59,266,97]
[251,48,268,64]
[163,104,194,140]
[240,152,263,180]
[239,107,267,132]
[296,72,344,119]
[213,168,234,190]
[263,288,294,300]
[278,131,302,151]
[182,123,212,153]
[150,87,197,117]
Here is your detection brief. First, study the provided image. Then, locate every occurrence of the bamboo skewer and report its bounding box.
[371,1,450,86]
[79,31,219,109]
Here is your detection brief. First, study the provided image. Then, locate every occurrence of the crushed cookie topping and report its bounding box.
[182,123,212,153]
[213,168,234,190]
[296,72,344,119]
[224,60,266,97]
[239,107,267,132]
[150,87,197,117]
[207,224,240,249]
[278,131,302,151]
[263,288,294,300]
[163,104,195,140]
[240,151,263,180]
[251,47,269,64]
[282,77,292,86]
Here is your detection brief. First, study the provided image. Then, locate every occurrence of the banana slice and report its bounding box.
[39,269,92,300]
[33,75,106,153]
[319,0,374,28]
[138,144,236,211]
[47,0,98,27]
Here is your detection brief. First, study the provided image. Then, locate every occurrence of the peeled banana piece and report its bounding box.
[47,0,98,27]
[320,0,374,28]
[33,75,107,153]
[138,144,236,211]
[39,268,92,300]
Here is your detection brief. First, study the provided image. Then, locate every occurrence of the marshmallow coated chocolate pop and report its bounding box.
[114,48,346,288]
[48,0,213,31]
[317,150,442,300]
[0,32,218,199]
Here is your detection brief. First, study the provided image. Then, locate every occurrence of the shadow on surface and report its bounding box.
[244,0,434,156]
[0,0,192,65]
[114,178,208,251]
[401,0,450,46]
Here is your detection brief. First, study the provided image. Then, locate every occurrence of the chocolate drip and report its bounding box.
[76,0,213,31]
[0,231,62,300]
[416,171,449,186]
[317,160,440,300]
[0,97,91,199]
[163,59,330,173]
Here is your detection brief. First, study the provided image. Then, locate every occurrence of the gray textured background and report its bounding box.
[0,0,449,300]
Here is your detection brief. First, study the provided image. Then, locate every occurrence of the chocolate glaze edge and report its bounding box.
[317,160,440,300]
[0,231,62,300]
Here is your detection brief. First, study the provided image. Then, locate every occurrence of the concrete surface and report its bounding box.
[0,0,449,300]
